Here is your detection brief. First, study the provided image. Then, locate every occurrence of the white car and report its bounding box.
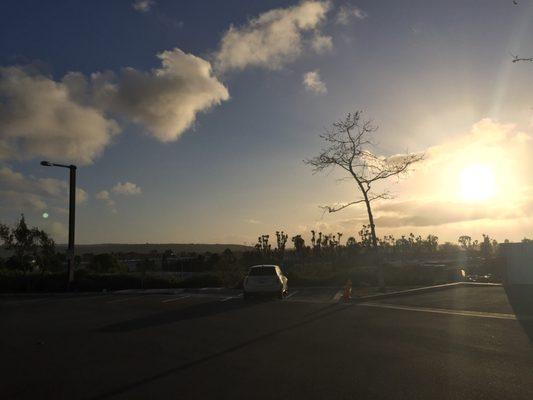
[243,265,288,299]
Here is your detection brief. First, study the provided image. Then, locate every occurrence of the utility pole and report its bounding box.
[41,161,77,290]
[67,165,76,287]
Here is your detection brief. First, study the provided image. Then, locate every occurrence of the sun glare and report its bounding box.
[459,164,497,202]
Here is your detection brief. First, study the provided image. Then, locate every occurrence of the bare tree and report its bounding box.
[305,111,424,285]
[511,54,533,63]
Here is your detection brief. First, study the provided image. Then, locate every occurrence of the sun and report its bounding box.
[459,164,497,202]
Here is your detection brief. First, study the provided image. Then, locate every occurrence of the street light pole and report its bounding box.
[41,161,77,290]
[67,165,76,286]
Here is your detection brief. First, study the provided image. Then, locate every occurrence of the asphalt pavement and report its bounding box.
[2,285,533,399]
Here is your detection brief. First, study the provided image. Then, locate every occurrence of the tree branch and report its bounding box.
[319,199,367,213]
[319,192,393,213]
[512,54,533,63]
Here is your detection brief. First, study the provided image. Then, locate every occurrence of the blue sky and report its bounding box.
[1,0,532,245]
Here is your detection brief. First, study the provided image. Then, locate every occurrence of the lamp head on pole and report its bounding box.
[40,161,52,167]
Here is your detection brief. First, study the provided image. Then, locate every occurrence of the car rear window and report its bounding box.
[249,266,277,276]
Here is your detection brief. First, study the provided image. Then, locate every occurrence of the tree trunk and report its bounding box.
[365,199,378,248]
[363,194,385,291]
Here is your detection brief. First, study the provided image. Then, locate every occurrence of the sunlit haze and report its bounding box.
[459,164,497,202]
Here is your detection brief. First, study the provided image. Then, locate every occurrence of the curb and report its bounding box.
[350,281,502,303]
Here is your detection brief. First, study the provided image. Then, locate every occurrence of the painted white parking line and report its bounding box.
[284,291,299,300]
[358,302,517,320]
[162,295,191,303]
[106,296,146,304]
[332,290,343,302]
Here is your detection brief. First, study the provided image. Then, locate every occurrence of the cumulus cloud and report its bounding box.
[0,165,88,204]
[76,188,88,204]
[0,48,228,161]
[0,66,120,165]
[93,48,229,142]
[336,3,367,25]
[303,70,327,94]
[310,33,333,53]
[95,190,111,200]
[214,1,331,72]
[0,1,363,169]
[132,0,155,12]
[0,165,88,215]
[95,181,140,212]
[95,190,116,212]
[35,177,88,204]
[112,181,142,196]
[0,190,47,211]
[0,165,26,189]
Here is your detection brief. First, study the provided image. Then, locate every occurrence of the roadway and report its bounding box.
[2,285,533,399]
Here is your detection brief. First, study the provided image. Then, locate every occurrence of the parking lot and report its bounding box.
[2,285,533,399]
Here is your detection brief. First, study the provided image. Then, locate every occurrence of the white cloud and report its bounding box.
[95,190,116,212]
[336,3,367,25]
[132,0,155,13]
[302,70,327,94]
[310,33,333,53]
[95,181,141,212]
[0,66,120,165]
[112,181,142,196]
[76,188,88,204]
[34,177,87,204]
[0,190,47,211]
[0,165,88,212]
[94,48,229,142]
[37,177,66,197]
[0,48,228,160]
[95,190,111,200]
[214,1,331,73]
[0,165,26,189]
[40,220,68,240]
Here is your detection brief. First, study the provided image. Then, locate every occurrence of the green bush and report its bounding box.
[0,269,223,292]
[383,265,436,286]
[285,263,445,287]
[0,262,458,292]
[0,269,68,292]
[177,273,222,288]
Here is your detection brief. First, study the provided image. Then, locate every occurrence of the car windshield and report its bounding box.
[249,266,277,276]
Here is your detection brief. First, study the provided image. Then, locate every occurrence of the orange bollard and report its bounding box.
[343,278,352,301]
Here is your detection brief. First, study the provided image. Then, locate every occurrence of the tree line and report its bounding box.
[2,215,530,276]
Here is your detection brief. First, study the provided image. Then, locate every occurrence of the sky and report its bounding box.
[0,0,532,245]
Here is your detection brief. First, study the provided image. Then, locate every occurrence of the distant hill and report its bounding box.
[54,243,253,255]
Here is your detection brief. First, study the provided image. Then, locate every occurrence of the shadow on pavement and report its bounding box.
[99,297,262,333]
[504,285,533,343]
[90,302,354,399]
[303,302,340,317]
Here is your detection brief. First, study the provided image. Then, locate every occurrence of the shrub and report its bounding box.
[0,269,224,292]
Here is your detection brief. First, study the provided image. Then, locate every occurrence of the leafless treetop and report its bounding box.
[305,111,424,213]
